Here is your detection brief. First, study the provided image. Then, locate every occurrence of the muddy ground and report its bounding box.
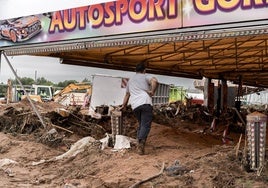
[0,100,267,188]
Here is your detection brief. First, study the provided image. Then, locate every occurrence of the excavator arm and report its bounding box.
[53,82,92,103]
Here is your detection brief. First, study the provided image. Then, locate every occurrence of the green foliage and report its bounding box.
[0,84,7,97]
[56,80,78,88]
[35,77,54,86]
[11,77,53,86]
[12,77,35,85]
[4,77,91,92]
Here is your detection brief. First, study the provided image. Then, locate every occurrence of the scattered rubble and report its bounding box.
[0,99,267,187]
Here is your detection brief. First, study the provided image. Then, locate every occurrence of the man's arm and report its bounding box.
[148,77,158,96]
[119,92,130,110]
[151,77,158,94]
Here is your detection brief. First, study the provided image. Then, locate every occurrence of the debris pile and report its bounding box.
[0,100,104,147]
[0,100,138,148]
[1,99,267,147]
[0,99,267,187]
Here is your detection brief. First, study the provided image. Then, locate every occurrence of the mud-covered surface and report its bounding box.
[0,100,267,187]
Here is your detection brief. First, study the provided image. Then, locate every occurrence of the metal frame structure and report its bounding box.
[1,22,268,88]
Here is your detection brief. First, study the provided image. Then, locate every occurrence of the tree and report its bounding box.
[56,80,78,88]
[10,77,55,86]
[12,77,35,85]
[35,77,54,85]
[8,76,83,90]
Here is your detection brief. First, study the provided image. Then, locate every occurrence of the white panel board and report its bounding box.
[90,75,126,109]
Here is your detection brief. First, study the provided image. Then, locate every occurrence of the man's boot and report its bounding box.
[137,139,145,155]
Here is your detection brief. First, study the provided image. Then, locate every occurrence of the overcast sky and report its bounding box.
[0,0,196,88]
[0,55,195,88]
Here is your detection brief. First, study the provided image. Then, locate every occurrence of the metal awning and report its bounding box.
[2,25,268,88]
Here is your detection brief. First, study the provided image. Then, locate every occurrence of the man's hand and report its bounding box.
[119,92,130,111]
[118,104,126,111]
[147,90,155,97]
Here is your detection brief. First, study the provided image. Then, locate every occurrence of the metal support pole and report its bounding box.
[222,79,228,113]
[1,51,46,129]
[216,81,221,118]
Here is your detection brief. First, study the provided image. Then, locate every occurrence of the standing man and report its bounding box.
[120,62,158,155]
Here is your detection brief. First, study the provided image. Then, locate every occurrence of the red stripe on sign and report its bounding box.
[121,78,129,88]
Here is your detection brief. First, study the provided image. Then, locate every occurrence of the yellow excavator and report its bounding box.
[53,82,92,106]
